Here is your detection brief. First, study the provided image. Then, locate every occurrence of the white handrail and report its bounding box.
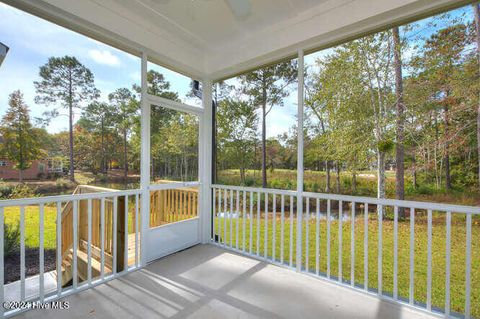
[302,191,480,214]
[1,188,142,319]
[211,184,476,319]
[148,181,200,191]
[212,184,296,196]
[0,189,141,207]
[213,184,480,214]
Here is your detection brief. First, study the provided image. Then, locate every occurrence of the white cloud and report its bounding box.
[129,71,141,82]
[88,49,121,66]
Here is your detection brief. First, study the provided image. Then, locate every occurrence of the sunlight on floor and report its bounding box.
[14,245,437,319]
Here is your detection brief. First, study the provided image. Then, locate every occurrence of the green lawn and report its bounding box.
[214,214,480,318]
[3,203,140,251]
[4,206,57,249]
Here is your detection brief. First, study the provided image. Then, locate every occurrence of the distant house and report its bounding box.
[0,158,63,180]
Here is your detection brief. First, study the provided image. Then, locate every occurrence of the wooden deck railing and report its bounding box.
[59,184,198,284]
[0,187,142,318]
[149,187,199,227]
[60,185,127,283]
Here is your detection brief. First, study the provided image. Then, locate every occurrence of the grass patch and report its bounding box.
[214,213,480,317]
[4,202,141,250]
[4,206,57,249]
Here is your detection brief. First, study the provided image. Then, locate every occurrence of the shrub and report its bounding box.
[56,178,75,189]
[0,182,14,199]
[4,223,20,257]
[10,184,37,199]
[243,177,255,187]
[405,184,435,196]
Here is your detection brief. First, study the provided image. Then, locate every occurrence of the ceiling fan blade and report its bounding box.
[225,0,251,20]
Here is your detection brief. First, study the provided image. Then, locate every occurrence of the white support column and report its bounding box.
[296,49,304,271]
[140,52,150,266]
[200,80,213,243]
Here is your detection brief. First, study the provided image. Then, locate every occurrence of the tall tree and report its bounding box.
[414,24,468,190]
[35,56,98,181]
[307,47,371,195]
[0,91,42,182]
[109,88,138,181]
[79,102,115,173]
[217,98,257,184]
[317,32,396,199]
[355,32,395,199]
[305,78,332,192]
[133,70,179,101]
[474,3,480,189]
[240,62,297,188]
[393,26,406,207]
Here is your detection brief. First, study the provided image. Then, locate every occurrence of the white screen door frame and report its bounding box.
[139,54,207,263]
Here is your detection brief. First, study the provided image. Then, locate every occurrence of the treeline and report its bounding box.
[216,6,480,200]
[2,4,479,201]
[1,61,199,182]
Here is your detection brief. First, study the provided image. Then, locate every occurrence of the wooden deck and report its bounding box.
[127,233,139,266]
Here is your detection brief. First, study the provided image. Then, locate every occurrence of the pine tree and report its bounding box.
[0,90,42,182]
[240,62,297,188]
[35,56,99,181]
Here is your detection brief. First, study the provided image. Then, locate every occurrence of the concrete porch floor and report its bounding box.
[16,244,436,319]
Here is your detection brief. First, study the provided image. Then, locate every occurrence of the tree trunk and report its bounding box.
[393,27,405,203]
[325,160,331,192]
[68,102,75,182]
[474,3,480,190]
[434,117,440,189]
[101,117,106,174]
[444,103,452,190]
[184,155,188,181]
[19,169,23,183]
[261,85,267,188]
[335,161,341,193]
[67,72,75,182]
[123,129,128,182]
[377,150,386,199]
[352,171,357,194]
[412,153,418,189]
[151,158,155,179]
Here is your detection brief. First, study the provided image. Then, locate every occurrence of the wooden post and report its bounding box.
[117,196,126,272]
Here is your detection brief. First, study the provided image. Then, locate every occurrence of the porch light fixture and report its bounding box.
[0,42,9,67]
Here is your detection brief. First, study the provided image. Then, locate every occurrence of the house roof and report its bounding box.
[2,0,470,81]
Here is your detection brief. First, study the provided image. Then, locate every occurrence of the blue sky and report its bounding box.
[0,2,473,138]
[0,3,195,133]
[0,2,303,138]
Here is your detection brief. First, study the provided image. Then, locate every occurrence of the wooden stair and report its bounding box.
[54,247,111,286]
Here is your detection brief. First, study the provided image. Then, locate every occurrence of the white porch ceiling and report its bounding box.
[2,0,471,81]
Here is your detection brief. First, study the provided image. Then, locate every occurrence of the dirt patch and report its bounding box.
[4,248,57,284]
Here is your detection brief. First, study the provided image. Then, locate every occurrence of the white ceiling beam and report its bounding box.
[1,0,208,80]
[1,0,472,82]
[207,0,472,81]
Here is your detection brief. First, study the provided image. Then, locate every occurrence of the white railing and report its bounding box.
[0,188,142,318]
[211,184,480,319]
